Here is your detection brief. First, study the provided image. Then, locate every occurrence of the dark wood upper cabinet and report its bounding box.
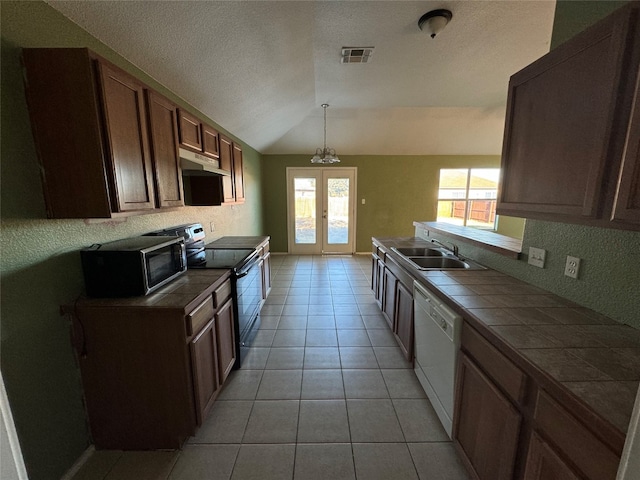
[145,90,184,208]
[178,109,220,160]
[218,134,245,205]
[232,142,245,203]
[177,109,203,152]
[497,4,640,230]
[22,48,157,218]
[96,62,155,212]
[202,124,221,159]
[612,63,640,225]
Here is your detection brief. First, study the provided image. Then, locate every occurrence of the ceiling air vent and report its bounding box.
[341,47,374,64]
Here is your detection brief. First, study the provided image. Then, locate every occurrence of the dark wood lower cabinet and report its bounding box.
[455,322,623,480]
[369,240,625,480]
[382,266,397,330]
[454,353,522,480]
[523,432,580,480]
[395,281,413,360]
[215,298,236,385]
[371,244,415,361]
[64,273,235,450]
[191,318,220,425]
[371,254,384,309]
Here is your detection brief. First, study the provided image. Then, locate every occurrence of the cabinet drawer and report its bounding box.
[534,390,619,480]
[186,297,214,336]
[462,324,526,405]
[262,242,270,255]
[213,279,232,308]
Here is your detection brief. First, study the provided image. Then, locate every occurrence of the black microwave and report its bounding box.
[81,236,187,298]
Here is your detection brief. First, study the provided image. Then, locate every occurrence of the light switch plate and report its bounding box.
[528,247,546,268]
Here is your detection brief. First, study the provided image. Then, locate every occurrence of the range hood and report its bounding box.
[179,148,230,176]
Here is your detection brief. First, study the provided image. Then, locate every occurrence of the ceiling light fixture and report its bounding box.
[311,104,341,164]
[418,9,453,39]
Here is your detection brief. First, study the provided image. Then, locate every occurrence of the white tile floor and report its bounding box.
[72,255,469,480]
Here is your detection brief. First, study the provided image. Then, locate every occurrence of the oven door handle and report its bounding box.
[236,269,251,279]
[236,252,260,278]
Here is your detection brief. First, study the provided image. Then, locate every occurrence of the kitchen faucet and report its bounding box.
[431,238,459,257]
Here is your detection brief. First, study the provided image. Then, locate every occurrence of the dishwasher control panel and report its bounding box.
[413,281,461,343]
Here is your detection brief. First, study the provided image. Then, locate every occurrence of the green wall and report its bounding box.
[262,154,502,253]
[551,0,630,48]
[1,2,264,479]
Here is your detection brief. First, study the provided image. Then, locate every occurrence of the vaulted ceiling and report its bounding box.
[46,1,556,156]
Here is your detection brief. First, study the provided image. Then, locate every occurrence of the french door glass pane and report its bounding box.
[294,178,316,244]
[327,177,349,244]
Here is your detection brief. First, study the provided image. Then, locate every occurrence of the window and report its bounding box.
[437,168,499,229]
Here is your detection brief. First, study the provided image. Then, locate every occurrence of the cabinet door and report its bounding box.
[523,432,580,480]
[22,48,113,218]
[215,298,236,385]
[498,6,636,221]
[202,124,220,159]
[190,318,220,425]
[97,62,156,212]
[178,109,203,152]
[145,91,184,208]
[612,63,640,225]
[395,281,413,361]
[382,267,397,330]
[454,353,522,480]
[232,143,245,203]
[219,135,236,204]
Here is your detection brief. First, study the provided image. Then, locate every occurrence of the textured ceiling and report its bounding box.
[46,1,556,156]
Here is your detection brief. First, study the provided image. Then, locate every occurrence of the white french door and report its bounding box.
[286,167,357,254]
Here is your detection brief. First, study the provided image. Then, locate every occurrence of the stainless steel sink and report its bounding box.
[407,257,470,269]
[391,246,448,257]
[390,245,486,270]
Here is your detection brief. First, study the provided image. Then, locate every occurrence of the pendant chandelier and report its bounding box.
[311,104,341,164]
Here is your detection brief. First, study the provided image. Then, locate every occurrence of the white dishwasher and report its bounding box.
[413,281,462,439]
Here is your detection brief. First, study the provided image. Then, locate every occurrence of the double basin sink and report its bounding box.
[391,246,486,271]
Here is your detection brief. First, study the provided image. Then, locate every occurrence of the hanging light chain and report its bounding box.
[311,103,340,164]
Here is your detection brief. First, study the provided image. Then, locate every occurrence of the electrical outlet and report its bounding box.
[361,198,366,205]
[528,247,546,268]
[564,256,581,279]
[209,221,215,232]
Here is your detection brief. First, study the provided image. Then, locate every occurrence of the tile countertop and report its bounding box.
[67,269,230,310]
[205,236,270,249]
[373,236,640,441]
